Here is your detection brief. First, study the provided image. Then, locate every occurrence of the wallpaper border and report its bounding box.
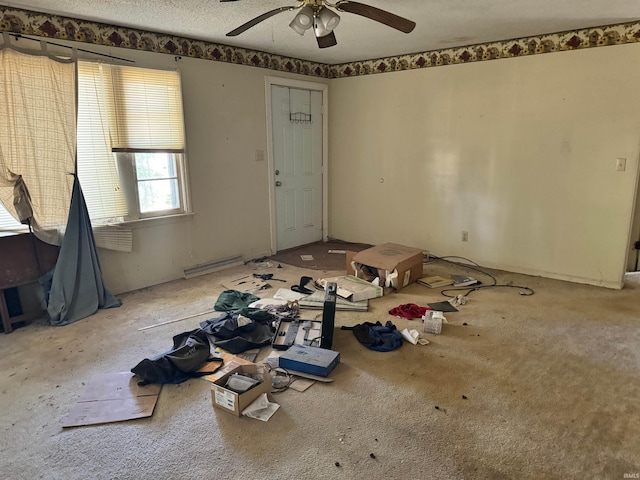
[0,6,330,78]
[1,6,639,79]
[330,21,640,78]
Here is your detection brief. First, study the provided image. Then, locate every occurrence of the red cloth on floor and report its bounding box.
[388,303,430,320]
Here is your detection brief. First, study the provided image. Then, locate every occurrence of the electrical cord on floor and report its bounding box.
[266,366,294,393]
[425,254,535,298]
[425,254,497,284]
[441,283,535,298]
[267,363,318,393]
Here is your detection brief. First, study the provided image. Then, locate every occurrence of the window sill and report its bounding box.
[95,212,195,229]
[2,213,195,237]
[0,229,29,237]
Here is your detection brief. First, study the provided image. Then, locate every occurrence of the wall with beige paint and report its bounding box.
[41,40,327,295]
[328,43,640,288]
[103,53,329,294]
[12,36,639,295]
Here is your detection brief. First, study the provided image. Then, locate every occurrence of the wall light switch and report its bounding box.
[255,150,265,162]
[616,158,626,171]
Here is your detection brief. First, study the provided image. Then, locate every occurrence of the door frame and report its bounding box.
[265,76,329,254]
[625,154,640,272]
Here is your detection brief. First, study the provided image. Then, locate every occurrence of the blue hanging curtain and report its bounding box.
[2,35,121,327]
[44,175,121,326]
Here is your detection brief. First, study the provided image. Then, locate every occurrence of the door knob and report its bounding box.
[275,169,280,175]
[275,181,282,187]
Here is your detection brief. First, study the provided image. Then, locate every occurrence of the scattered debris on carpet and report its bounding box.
[64,241,537,427]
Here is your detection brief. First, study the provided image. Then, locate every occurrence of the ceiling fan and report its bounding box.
[222,0,416,49]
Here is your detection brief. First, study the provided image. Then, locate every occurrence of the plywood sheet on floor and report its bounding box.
[62,372,161,427]
[268,241,372,270]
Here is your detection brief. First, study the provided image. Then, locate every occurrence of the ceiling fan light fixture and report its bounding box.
[289,5,314,36]
[227,1,415,49]
[314,7,340,38]
[318,7,340,32]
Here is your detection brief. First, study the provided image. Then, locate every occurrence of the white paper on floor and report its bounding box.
[242,393,280,421]
[401,328,428,345]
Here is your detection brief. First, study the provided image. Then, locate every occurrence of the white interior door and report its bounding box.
[271,85,323,251]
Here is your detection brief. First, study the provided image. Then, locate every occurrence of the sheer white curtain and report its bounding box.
[0,38,76,245]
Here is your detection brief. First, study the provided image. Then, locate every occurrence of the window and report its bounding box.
[76,61,189,223]
[0,204,27,236]
[116,152,186,218]
[135,152,181,214]
[1,61,188,237]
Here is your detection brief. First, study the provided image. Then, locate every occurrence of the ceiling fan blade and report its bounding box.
[316,31,337,49]
[335,1,416,34]
[226,6,294,37]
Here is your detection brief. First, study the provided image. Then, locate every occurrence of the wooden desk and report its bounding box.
[0,233,59,333]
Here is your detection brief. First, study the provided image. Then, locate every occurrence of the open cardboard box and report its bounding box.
[210,363,273,417]
[347,243,424,292]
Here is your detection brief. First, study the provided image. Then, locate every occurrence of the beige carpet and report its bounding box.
[1,257,639,480]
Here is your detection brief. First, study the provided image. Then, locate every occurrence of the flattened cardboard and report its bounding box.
[62,372,161,428]
[288,378,316,392]
[319,275,383,302]
[284,369,334,383]
[297,289,368,311]
[351,243,424,291]
[211,364,273,417]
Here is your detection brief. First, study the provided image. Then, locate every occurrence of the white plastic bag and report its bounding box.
[241,393,280,422]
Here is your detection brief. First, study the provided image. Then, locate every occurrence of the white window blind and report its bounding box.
[77,62,128,220]
[107,65,185,153]
[76,61,187,225]
[0,203,26,235]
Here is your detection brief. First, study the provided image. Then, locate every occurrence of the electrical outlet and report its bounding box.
[461,231,469,242]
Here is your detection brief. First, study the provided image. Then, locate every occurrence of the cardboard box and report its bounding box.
[279,344,340,377]
[350,243,424,291]
[345,251,358,276]
[210,363,272,417]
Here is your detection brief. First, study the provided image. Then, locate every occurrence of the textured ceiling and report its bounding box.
[3,0,640,64]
